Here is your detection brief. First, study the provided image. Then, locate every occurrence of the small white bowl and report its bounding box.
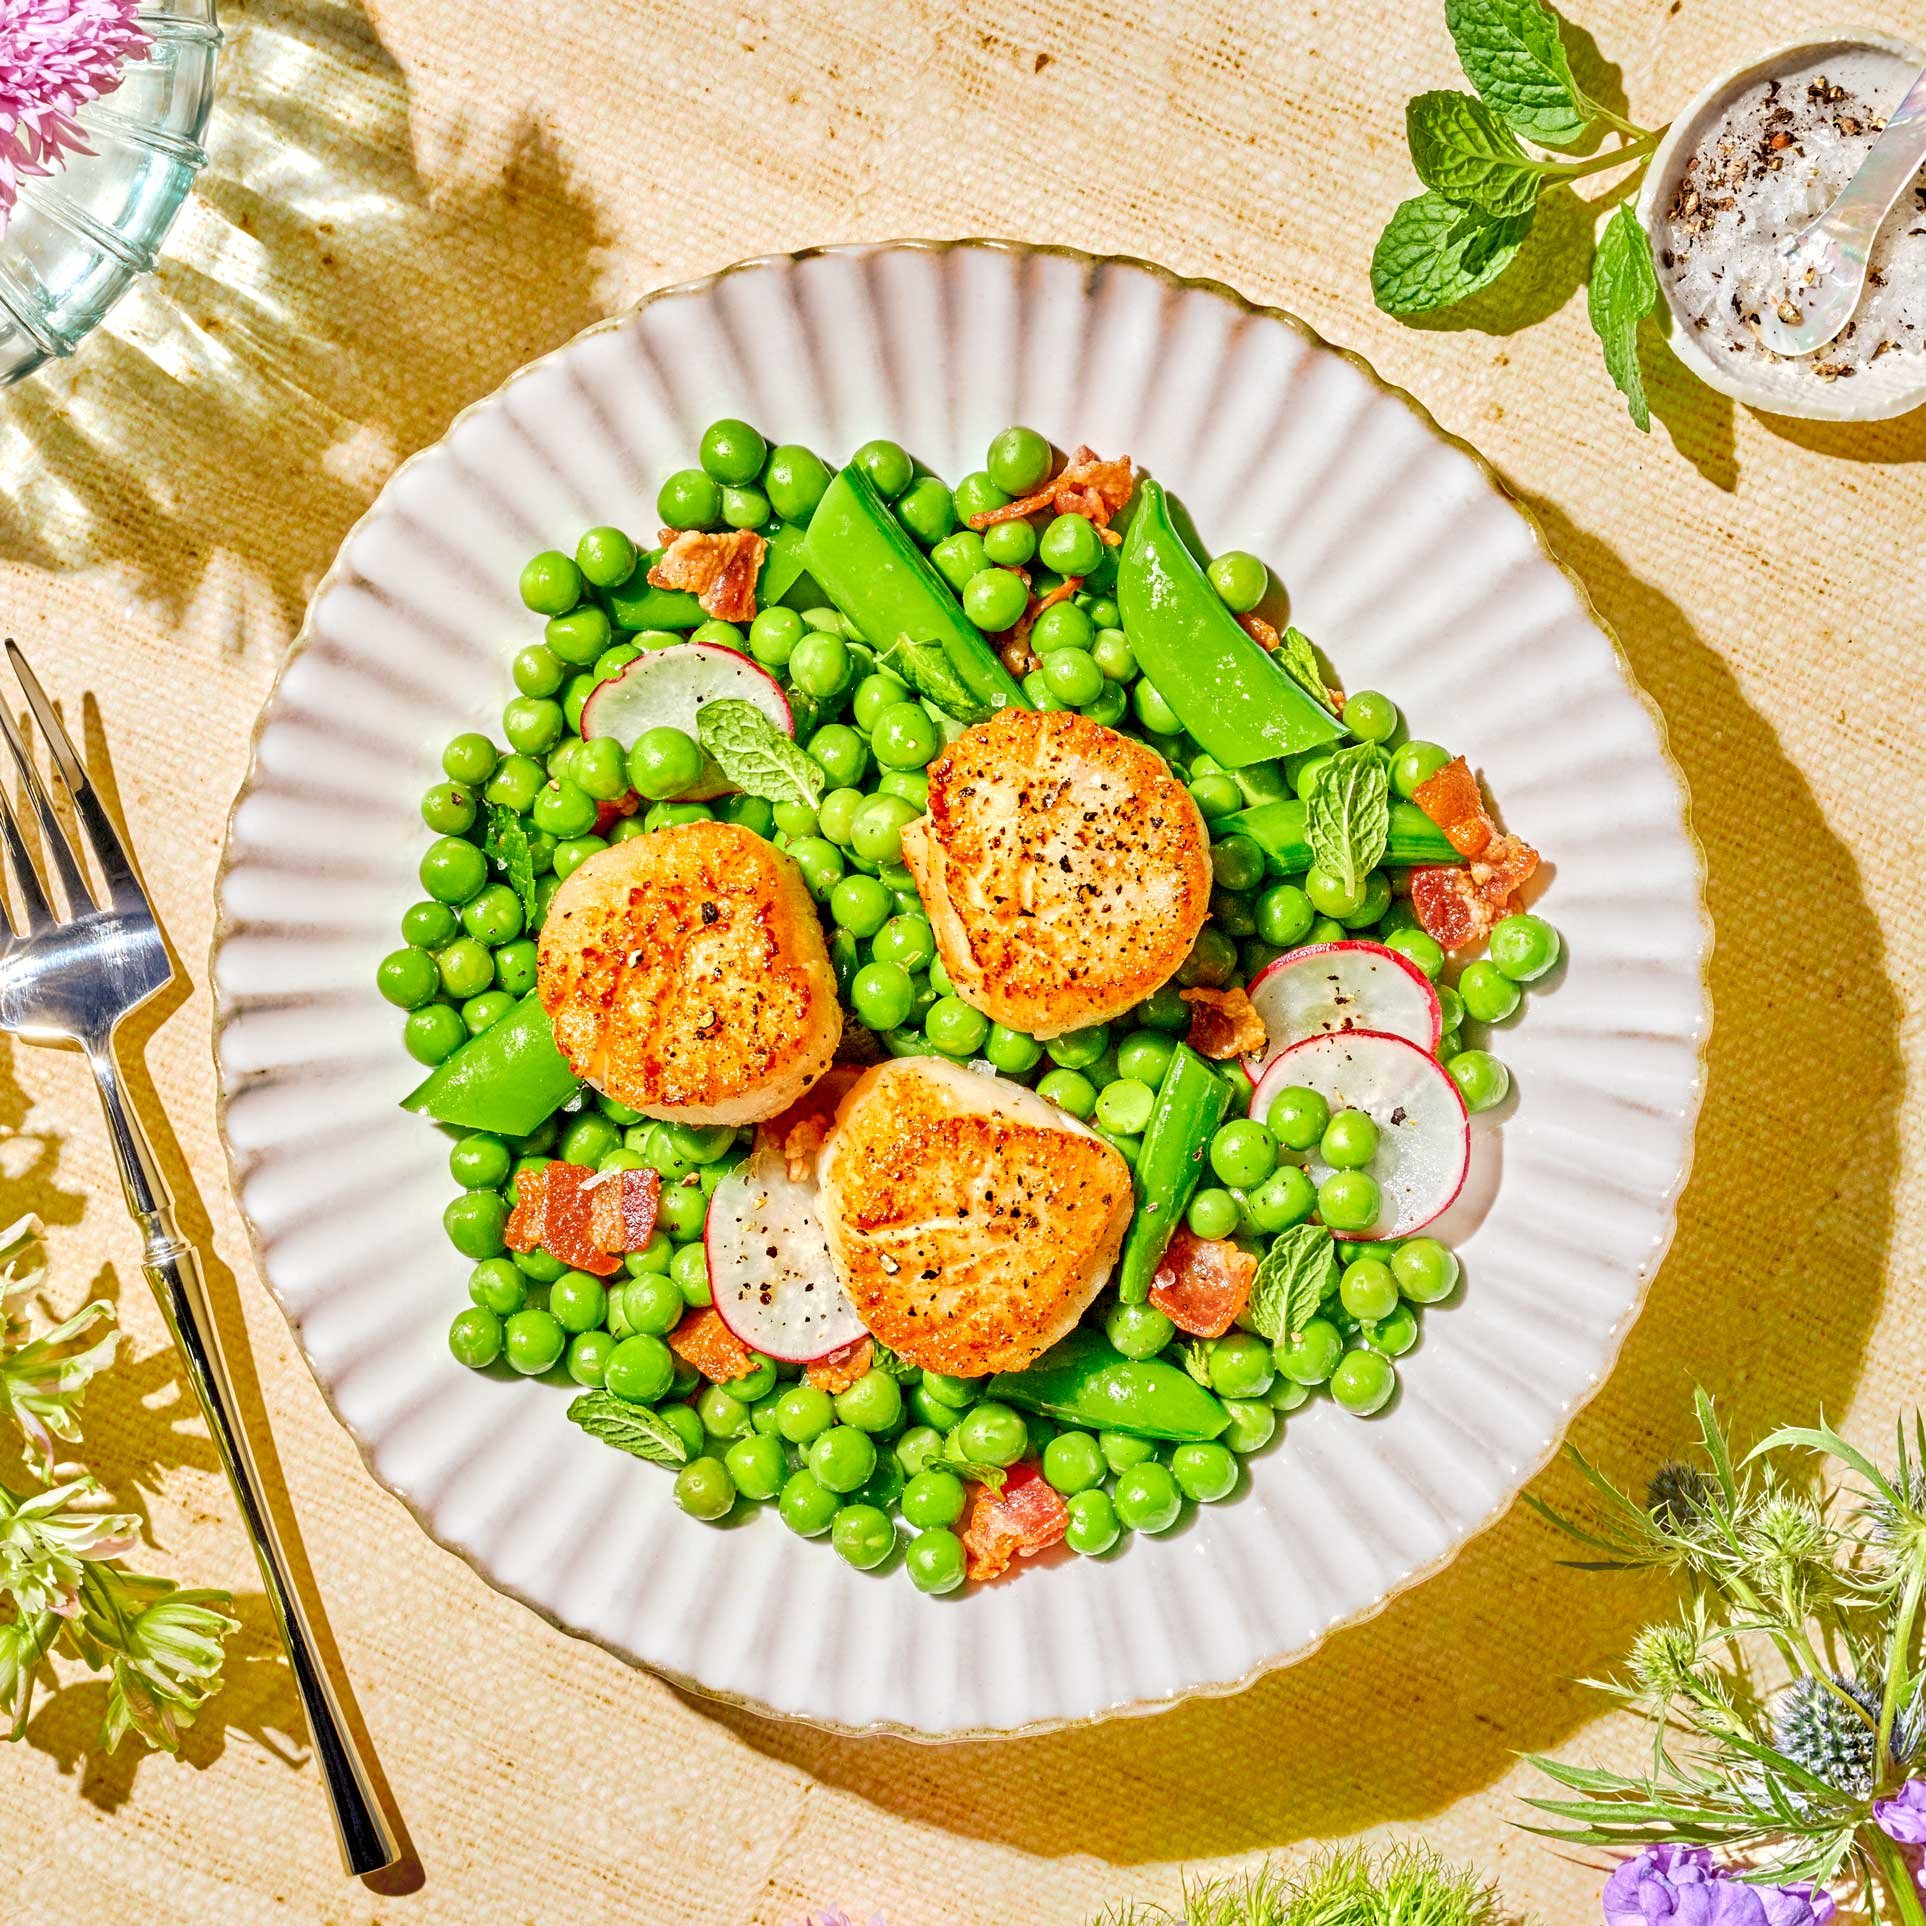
[1638,26,1926,421]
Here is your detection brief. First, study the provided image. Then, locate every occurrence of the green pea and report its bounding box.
[824,874,887,940]
[546,603,612,667]
[953,1402,1026,1468]
[693,416,763,486]
[905,1526,966,1594]
[871,701,940,771]
[670,1240,712,1308]
[622,726,698,803]
[1039,512,1103,578]
[520,550,582,616]
[503,1306,566,1376]
[1093,1077,1156,1139]
[657,1183,709,1244]
[771,1383,833,1445]
[1188,774,1242,824]
[853,437,913,500]
[1490,912,1560,983]
[448,1306,502,1370]
[1091,628,1135,683]
[835,1370,904,1434]
[1172,1440,1239,1503]
[1209,1119,1277,1191]
[447,1133,510,1192]
[1460,960,1522,1024]
[1177,925,1238,989]
[1365,1304,1420,1356]
[1209,833,1266,895]
[1208,1332,1275,1399]
[1064,1487,1121,1556]
[669,1455,733,1521]
[974,1023,1036,1076]
[693,1382,749,1442]
[1104,1300,1174,1362]
[511,1244,566,1283]
[808,1424,877,1494]
[961,567,1029,632]
[1221,1397,1278,1454]
[1341,690,1398,744]
[1036,1068,1096,1120]
[925,995,990,1058]
[1318,1170,1381,1233]
[377,947,439,1010]
[771,1468,835,1538]
[1447,1048,1510,1113]
[460,886,523,950]
[713,1434,780,1505]
[899,1466,965,1529]
[419,837,487,908]
[1185,1187,1238,1240]
[1267,1375,1310,1414]
[985,425,1051,494]
[1266,1084,1330,1152]
[1032,600,1094,656]
[441,734,498,788]
[931,529,989,591]
[657,467,721,529]
[1340,1256,1400,1321]
[468,1258,527,1317]
[1385,927,1445,981]
[844,959,910,1033]
[619,1271,682,1339]
[893,473,955,547]
[1041,649,1102,707]
[1437,985,1466,1034]
[1392,739,1452,800]
[1393,1237,1459,1304]
[1278,1316,1343,1385]
[764,444,832,523]
[788,836,846,904]
[878,771,929,811]
[981,516,1036,568]
[604,1333,674,1404]
[1100,1431,1157,1475]
[421,781,479,840]
[892,1425,944,1477]
[871,913,936,972]
[1113,1461,1182,1534]
[1337,871,1393,930]
[825,1502,892,1570]
[549,836,603,884]
[1104,1034,1169,1095]
[907,1384,963,1433]
[1332,1348,1396,1416]
[482,753,542,815]
[572,524,636,590]
[790,632,850,700]
[541,1270,603,1337]
[1303,864,1365,920]
[1320,1108,1379,1170]
[953,469,1011,524]
[1205,550,1267,613]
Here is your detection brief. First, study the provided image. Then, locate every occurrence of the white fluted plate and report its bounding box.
[213,242,1709,1737]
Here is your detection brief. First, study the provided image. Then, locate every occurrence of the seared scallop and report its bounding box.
[537,820,840,1127]
[818,1056,1132,1375]
[900,706,1211,1040]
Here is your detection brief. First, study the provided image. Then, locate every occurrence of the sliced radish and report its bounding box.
[705,1134,866,1361]
[1249,1029,1469,1240]
[580,642,793,801]
[1245,941,1441,1077]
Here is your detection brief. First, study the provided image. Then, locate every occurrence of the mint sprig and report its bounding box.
[1588,204,1660,432]
[1278,626,1342,716]
[1249,1224,1337,1345]
[484,804,539,923]
[1305,742,1390,900]
[1372,0,1665,430]
[696,699,824,810]
[566,1391,690,1467]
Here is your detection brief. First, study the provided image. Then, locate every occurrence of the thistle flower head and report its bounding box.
[0,1,149,236]
[1629,1618,1707,1701]
[1767,1674,1922,1800]
[1647,1460,1716,1533]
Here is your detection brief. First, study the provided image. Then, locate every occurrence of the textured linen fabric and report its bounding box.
[2,1,1924,1920]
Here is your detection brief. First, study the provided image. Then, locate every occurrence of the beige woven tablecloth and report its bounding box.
[3,0,1924,1918]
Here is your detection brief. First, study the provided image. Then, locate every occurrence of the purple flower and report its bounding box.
[1877,1778,1926,1845]
[1603,1845,1834,1926]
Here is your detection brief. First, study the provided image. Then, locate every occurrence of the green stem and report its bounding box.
[1543,129,1663,183]
[1881,1569,1926,1775]
[1870,1827,1926,1926]
[1586,101,1656,141]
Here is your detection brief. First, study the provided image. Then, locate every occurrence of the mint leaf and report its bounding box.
[696,699,823,809]
[1180,1340,1213,1387]
[866,1340,919,1381]
[886,636,992,725]
[1305,743,1391,899]
[565,1391,690,1467]
[1446,0,1595,148]
[1278,627,1340,715]
[1407,91,1547,218]
[1371,190,1535,316]
[1249,1225,1337,1344]
[940,1428,1008,1492]
[484,805,539,923]
[1588,203,1660,432]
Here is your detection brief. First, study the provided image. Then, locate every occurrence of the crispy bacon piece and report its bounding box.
[667,1306,757,1383]
[1180,984,1267,1061]
[587,1166,661,1254]
[967,446,1134,543]
[592,791,639,837]
[504,1160,622,1276]
[1149,1227,1258,1338]
[647,527,766,624]
[804,1336,873,1395]
[766,1065,861,1183]
[1413,756,1496,859]
[959,1461,1069,1582]
[1238,612,1282,653]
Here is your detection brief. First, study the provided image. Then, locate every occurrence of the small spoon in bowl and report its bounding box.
[1755,61,1926,357]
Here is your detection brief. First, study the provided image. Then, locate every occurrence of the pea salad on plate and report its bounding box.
[375,417,1560,1595]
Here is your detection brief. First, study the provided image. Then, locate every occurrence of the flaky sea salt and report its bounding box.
[1659,47,1926,392]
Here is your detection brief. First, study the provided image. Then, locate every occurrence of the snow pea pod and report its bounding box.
[402,991,580,1135]
[803,465,1029,716]
[1224,798,1460,874]
[991,1328,1228,1442]
[1117,478,1348,766]
[1116,1042,1230,1305]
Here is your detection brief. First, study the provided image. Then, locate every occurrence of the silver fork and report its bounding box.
[0,641,399,1877]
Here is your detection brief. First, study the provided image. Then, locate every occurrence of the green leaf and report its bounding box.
[695,698,824,809]
[484,805,539,923]
[1370,190,1535,316]
[864,1340,919,1381]
[1446,0,1596,147]
[1406,91,1547,218]
[1180,1340,1213,1387]
[1277,627,1340,715]
[887,636,993,725]
[565,1391,690,1467]
[1248,1224,1335,1344]
[1588,204,1660,432]
[1304,742,1391,899]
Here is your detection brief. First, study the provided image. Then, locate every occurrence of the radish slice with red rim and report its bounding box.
[580,642,792,801]
[1244,940,1441,1076]
[706,1134,867,1362]
[1248,1029,1469,1240]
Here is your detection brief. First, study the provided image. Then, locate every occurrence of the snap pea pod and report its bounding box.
[602,523,810,631]
[1116,1041,1230,1304]
[989,1328,1228,1442]
[803,465,1029,716]
[1224,798,1460,874]
[401,991,580,1135]
[1116,479,1348,766]
[1231,760,1294,808]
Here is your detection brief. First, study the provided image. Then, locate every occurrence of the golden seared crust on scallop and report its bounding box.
[900,707,1211,1040]
[537,821,840,1127]
[819,1057,1132,1376]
